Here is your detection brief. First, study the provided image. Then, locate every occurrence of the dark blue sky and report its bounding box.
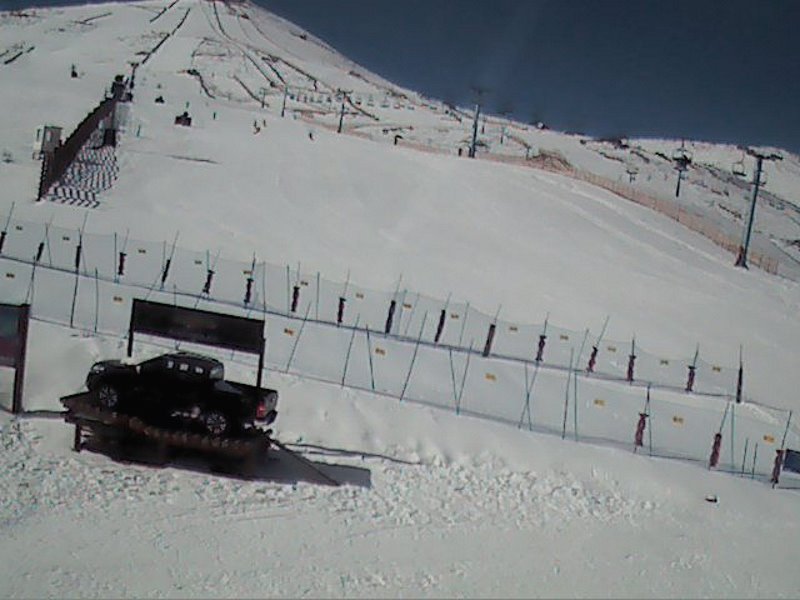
[5,0,799,152]
[260,0,800,153]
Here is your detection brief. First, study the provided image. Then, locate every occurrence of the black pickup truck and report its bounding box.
[85,351,277,437]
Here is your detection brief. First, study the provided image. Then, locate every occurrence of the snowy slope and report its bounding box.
[1,1,800,597]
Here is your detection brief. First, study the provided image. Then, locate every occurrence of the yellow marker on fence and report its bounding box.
[672,416,684,426]
[763,435,775,444]
[375,347,386,356]
[485,373,497,382]
[594,398,606,407]
[283,328,294,336]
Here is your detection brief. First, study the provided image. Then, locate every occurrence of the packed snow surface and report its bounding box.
[1,0,800,597]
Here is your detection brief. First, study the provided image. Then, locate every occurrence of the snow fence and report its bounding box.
[0,214,795,480]
[0,213,743,397]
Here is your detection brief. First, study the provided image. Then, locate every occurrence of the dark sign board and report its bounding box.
[0,303,30,413]
[129,299,264,355]
[0,304,24,368]
[783,449,800,474]
[127,299,265,387]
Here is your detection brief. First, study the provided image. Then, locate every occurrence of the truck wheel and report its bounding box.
[203,410,229,437]
[97,384,121,410]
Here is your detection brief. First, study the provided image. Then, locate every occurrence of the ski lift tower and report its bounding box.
[336,89,352,134]
[468,84,488,158]
[734,148,782,269]
[672,140,693,198]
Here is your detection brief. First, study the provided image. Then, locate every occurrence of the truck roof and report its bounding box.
[155,351,223,367]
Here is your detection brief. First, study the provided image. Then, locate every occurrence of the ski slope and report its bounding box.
[1,1,800,597]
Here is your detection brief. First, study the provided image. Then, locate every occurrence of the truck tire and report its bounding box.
[97,384,121,411]
[203,410,229,437]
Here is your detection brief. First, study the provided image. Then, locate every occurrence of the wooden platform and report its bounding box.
[60,392,271,476]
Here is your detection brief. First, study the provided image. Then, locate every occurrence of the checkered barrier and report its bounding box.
[44,129,119,209]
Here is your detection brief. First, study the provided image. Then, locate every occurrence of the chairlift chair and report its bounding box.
[732,159,747,177]
[671,147,693,162]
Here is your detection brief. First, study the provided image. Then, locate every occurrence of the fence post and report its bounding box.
[561,348,575,439]
[385,299,397,335]
[260,261,268,317]
[340,315,361,387]
[457,301,469,348]
[284,301,311,373]
[400,313,427,401]
[365,326,375,391]
[741,438,749,476]
[435,308,447,344]
[518,360,539,431]
[285,264,291,314]
[709,403,730,469]
[771,449,784,488]
[455,341,474,415]
[730,402,735,469]
[573,366,580,442]
[315,271,320,320]
[93,268,100,333]
[627,338,636,383]
[448,348,459,408]
[482,322,496,357]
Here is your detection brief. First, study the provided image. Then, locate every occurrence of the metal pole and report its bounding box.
[281,86,288,118]
[285,264,291,314]
[365,326,375,391]
[458,301,469,348]
[741,438,749,476]
[337,94,346,133]
[468,104,480,158]
[93,268,100,333]
[340,315,361,387]
[779,410,793,451]
[315,271,320,321]
[562,348,574,439]
[735,156,763,268]
[449,348,459,408]
[456,341,474,415]
[285,301,312,373]
[730,402,735,469]
[646,384,653,456]
[400,313,428,401]
[11,305,29,414]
